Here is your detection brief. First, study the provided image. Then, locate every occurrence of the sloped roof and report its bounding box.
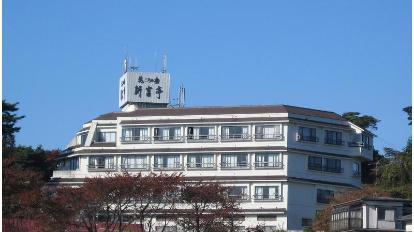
[91,105,346,121]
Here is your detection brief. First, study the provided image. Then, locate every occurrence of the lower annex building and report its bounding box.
[51,59,374,231]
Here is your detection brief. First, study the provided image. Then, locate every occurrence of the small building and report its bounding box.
[330,197,411,231]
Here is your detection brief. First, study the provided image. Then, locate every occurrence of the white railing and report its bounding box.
[254,134,284,141]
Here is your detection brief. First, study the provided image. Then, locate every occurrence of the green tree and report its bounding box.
[403,106,412,125]
[341,112,380,130]
[2,100,25,151]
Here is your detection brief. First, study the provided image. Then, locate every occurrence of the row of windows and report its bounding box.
[85,153,283,171]
[308,155,360,176]
[77,125,284,145]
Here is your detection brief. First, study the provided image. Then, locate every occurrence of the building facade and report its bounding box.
[51,64,374,231]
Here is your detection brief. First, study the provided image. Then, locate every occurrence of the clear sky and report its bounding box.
[3,0,411,151]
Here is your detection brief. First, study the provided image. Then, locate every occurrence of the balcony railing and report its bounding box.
[323,166,344,173]
[186,163,216,169]
[88,164,116,172]
[253,194,283,201]
[120,136,151,143]
[153,135,184,143]
[220,134,252,142]
[254,162,283,169]
[297,135,319,142]
[308,165,343,173]
[120,164,149,170]
[220,162,250,169]
[186,135,217,142]
[324,138,344,145]
[254,133,284,141]
[153,163,183,170]
[229,194,250,201]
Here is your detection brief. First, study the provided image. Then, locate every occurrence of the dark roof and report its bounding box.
[91,105,346,122]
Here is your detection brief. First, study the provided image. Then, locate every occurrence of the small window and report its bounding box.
[324,158,342,173]
[378,208,395,221]
[302,218,313,227]
[255,125,282,140]
[254,186,280,200]
[317,189,334,204]
[308,156,323,171]
[221,126,249,140]
[255,153,282,168]
[298,127,318,142]
[221,153,248,168]
[352,162,360,175]
[228,186,248,200]
[187,127,215,140]
[154,155,181,169]
[187,154,214,168]
[325,130,343,145]
[154,127,181,141]
[96,132,116,142]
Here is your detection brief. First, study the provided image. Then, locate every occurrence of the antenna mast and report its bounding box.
[178,84,186,108]
[162,54,168,73]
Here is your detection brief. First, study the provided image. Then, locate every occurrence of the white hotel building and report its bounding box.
[51,62,374,231]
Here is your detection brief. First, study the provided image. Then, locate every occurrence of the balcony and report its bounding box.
[220,162,250,169]
[254,162,283,169]
[297,135,319,142]
[308,164,343,173]
[221,134,252,142]
[186,162,216,170]
[186,135,218,143]
[153,135,184,143]
[120,136,151,144]
[120,163,149,171]
[153,163,183,171]
[324,138,344,146]
[88,164,116,172]
[253,194,283,201]
[254,134,284,141]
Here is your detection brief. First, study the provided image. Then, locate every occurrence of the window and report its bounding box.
[362,134,372,149]
[324,158,342,173]
[221,154,248,168]
[187,154,214,168]
[187,127,216,141]
[121,127,149,142]
[352,162,360,176]
[154,127,182,141]
[255,125,282,140]
[154,155,181,169]
[325,130,343,145]
[228,186,248,200]
[302,218,313,227]
[378,208,395,221]
[308,156,323,171]
[96,132,116,142]
[121,155,147,169]
[257,214,277,221]
[298,127,318,142]
[317,189,334,204]
[255,153,282,168]
[254,186,280,200]
[76,133,87,145]
[221,126,249,140]
[88,156,114,170]
[69,157,79,170]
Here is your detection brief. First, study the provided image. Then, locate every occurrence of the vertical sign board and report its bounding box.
[119,72,170,108]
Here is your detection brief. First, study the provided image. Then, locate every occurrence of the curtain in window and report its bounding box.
[385,210,395,221]
[268,187,276,199]
[263,126,276,139]
[255,187,263,199]
[202,155,213,167]
[140,129,148,141]
[193,128,200,140]
[173,128,181,140]
[242,127,248,138]
[222,155,236,167]
[208,127,215,140]
[188,155,197,168]
[162,129,169,140]
[105,157,114,168]
[222,127,230,139]
[256,154,264,167]
[124,129,132,141]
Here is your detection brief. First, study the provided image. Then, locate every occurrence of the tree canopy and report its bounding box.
[2,100,25,151]
[341,112,380,130]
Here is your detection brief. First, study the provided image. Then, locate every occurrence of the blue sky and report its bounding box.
[3,0,411,151]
